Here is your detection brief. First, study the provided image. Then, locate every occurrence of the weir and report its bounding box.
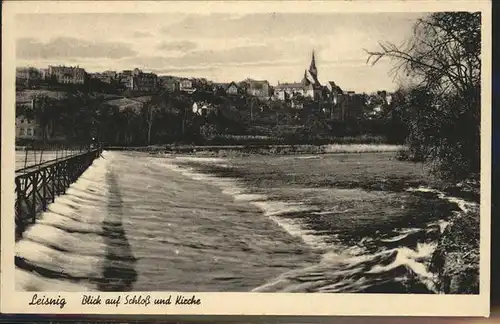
[15,148,102,239]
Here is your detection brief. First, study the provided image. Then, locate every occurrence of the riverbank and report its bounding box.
[430,210,480,294]
[105,144,404,156]
[425,180,480,294]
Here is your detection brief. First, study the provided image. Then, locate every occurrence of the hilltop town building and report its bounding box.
[240,79,270,99]
[117,68,158,92]
[301,50,323,99]
[40,68,49,80]
[48,65,87,84]
[15,115,43,141]
[90,70,118,84]
[212,83,229,94]
[16,67,42,88]
[131,69,158,92]
[270,50,365,120]
[326,81,343,97]
[118,70,133,89]
[226,82,240,96]
[103,70,117,79]
[274,82,306,101]
[180,78,196,94]
[16,67,42,82]
[160,76,180,92]
[342,91,365,120]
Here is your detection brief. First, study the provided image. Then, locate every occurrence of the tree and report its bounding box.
[366,12,481,182]
[32,94,59,142]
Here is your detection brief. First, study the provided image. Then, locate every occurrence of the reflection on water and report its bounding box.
[15,151,477,293]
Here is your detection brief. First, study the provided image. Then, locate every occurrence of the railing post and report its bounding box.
[62,162,67,193]
[31,174,38,224]
[15,177,23,230]
[42,168,47,211]
[55,163,60,195]
[51,165,56,202]
[15,148,103,237]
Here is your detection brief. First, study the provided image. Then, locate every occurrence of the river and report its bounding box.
[15,150,478,293]
[15,150,84,170]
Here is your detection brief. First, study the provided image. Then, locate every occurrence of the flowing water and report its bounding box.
[15,150,478,293]
[15,150,84,170]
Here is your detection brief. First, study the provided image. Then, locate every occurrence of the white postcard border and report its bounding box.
[1,0,492,317]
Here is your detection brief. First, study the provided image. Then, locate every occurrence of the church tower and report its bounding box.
[302,50,320,86]
[309,50,318,82]
[301,49,323,101]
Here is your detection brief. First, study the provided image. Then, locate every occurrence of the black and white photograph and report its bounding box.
[1,0,491,317]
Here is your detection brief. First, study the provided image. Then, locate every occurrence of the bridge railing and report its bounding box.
[16,143,97,171]
[15,148,102,240]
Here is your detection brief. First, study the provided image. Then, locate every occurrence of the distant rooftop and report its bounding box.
[275,82,303,89]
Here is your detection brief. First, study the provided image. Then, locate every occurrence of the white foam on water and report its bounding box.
[300,241,439,293]
[398,227,423,234]
[210,178,242,189]
[23,223,107,256]
[295,155,320,160]
[311,208,350,216]
[221,187,244,196]
[157,159,249,200]
[253,247,375,293]
[447,196,475,213]
[158,158,331,252]
[320,250,361,264]
[37,211,104,232]
[426,219,450,234]
[365,242,438,292]
[46,203,78,218]
[234,194,268,202]
[406,186,477,213]
[16,152,111,291]
[378,227,429,243]
[16,239,104,279]
[22,223,67,247]
[407,186,478,236]
[71,177,109,191]
[159,162,185,172]
[180,171,214,182]
[249,200,331,251]
[380,233,411,243]
[251,201,312,217]
[175,156,226,163]
[267,215,329,250]
[16,268,96,291]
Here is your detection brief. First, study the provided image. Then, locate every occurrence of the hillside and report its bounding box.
[16,89,69,103]
[105,97,144,113]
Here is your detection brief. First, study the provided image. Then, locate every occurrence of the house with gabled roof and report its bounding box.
[239,78,270,99]
[225,82,241,96]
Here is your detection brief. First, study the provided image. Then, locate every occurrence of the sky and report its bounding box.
[15,12,428,93]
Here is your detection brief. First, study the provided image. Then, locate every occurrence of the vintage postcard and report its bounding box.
[1,0,491,317]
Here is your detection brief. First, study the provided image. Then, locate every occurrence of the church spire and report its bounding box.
[309,49,317,79]
[306,49,319,86]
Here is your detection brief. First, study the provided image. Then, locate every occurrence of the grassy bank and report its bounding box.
[163,144,404,157]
